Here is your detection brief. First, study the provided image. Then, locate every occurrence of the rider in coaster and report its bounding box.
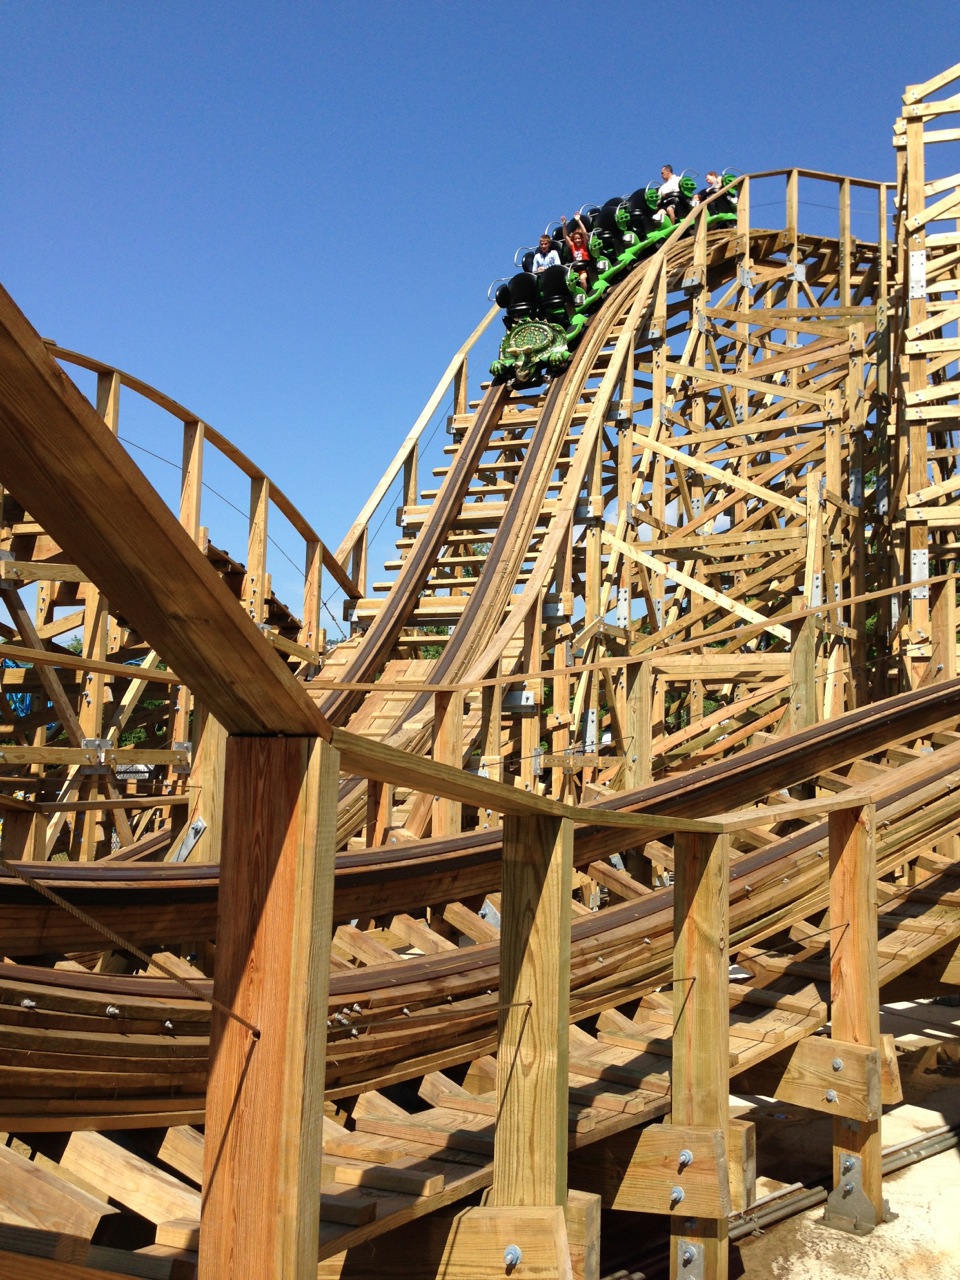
[658,164,682,223]
[695,171,722,204]
[532,234,561,273]
[561,214,592,290]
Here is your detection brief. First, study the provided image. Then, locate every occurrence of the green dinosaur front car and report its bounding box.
[491,319,571,384]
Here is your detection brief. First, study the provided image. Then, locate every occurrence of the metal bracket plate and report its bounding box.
[876,473,888,517]
[822,1153,895,1236]
[674,1237,705,1280]
[583,708,598,754]
[908,249,927,300]
[170,815,207,863]
[911,548,929,599]
[616,586,630,630]
[80,738,111,776]
[503,688,536,715]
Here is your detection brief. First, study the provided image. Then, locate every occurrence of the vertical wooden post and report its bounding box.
[187,705,227,863]
[790,605,818,733]
[492,814,573,1208]
[432,689,463,836]
[243,476,270,624]
[623,659,650,789]
[365,778,393,847]
[402,444,419,512]
[928,575,957,684]
[200,734,338,1280]
[824,803,886,1233]
[173,420,205,763]
[671,830,730,1280]
[349,527,368,600]
[300,538,324,670]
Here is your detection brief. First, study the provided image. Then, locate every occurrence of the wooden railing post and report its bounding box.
[243,476,270,624]
[823,803,888,1234]
[200,735,338,1280]
[186,704,227,863]
[671,830,731,1280]
[300,538,324,671]
[432,689,463,837]
[492,813,573,1208]
[791,606,818,733]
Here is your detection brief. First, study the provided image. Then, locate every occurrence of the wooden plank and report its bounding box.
[199,736,338,1280]
[735,1035,881,1122]
[0,1145,117,1238]
[0,1251,152,1280]
[60,1131,200,1225]
[491,815,572,1208]
[315,1204,573,1280]
[569,1123,731,1217]
[157,1126,204,1186]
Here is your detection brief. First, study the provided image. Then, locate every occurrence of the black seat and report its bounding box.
[624,186,662,237]
[537,265,572,323]
[502,271,541,325]
[592,198,628,259]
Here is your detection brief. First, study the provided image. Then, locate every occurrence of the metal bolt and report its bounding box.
[841,1157,855,1174]
[670,1186,685,1205]
[20,998,36,1009]
[832,1058,844,1072]
[678,1149,694,1168]
[843,1181,854,1194]
[163,1020,174,1031]
[504,1244,522,1268]
[826,1089,838,1103]
[105,1005,121,1018]
[681,1245,698,1266]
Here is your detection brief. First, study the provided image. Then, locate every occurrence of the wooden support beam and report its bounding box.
[569,1122,731,1217]
[670,830,731,1280]
[200,735,338,1280]
[186,705,227,863]
[432,690,464,837]
[492,814,573,1208]
[823,803,889,1235]
[316,1205,573,1280]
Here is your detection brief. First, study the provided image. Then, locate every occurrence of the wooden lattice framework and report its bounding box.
[0,63,959,1280]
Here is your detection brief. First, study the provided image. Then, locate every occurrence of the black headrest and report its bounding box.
[508,272,540,303]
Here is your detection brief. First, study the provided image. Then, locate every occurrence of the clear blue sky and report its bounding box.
[2,2,958,618]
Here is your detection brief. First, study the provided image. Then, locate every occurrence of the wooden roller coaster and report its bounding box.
[1,63,960,1280]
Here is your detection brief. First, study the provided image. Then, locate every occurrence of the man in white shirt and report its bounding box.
[658,165,682,223]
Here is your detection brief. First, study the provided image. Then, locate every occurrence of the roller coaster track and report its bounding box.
[1,69,960,1275]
